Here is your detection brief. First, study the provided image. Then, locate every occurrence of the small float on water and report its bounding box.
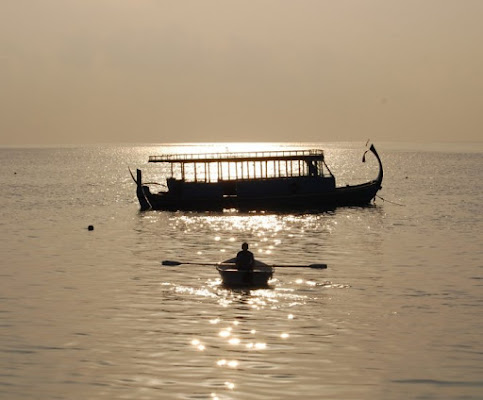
[133,143,383,212]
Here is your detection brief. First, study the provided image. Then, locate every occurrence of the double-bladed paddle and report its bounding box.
[161,260,327,269]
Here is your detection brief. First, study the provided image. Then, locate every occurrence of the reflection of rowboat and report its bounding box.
[217,259,273,288]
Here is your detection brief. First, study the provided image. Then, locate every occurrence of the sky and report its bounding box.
[1,0,482,145]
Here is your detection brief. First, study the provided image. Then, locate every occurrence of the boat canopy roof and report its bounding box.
[147,149,330,182]
[149,149,324,164]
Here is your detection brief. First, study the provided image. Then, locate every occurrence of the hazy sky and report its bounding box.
[1,0,482,145]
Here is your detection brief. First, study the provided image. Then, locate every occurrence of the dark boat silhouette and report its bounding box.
[217,259,273,289]
[132,144,383,212]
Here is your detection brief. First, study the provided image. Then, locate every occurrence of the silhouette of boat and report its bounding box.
[217,259,273,288]
[132,144,383,212]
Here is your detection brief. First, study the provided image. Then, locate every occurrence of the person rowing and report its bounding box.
[236,242,254,271]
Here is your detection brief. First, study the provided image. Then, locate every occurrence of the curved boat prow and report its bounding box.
[363,144,384,186]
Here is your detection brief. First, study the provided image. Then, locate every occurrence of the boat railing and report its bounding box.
[149,149,324,163]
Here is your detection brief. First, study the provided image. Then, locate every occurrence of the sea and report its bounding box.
[0,141,482,400]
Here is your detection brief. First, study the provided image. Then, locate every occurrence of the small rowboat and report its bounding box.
[161,259,326,288]
[217,259,273,288]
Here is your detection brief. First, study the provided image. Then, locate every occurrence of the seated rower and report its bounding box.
[236,242,254,271]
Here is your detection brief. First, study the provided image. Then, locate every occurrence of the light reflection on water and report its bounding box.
[120,199,385,399]
[149,269,353,400]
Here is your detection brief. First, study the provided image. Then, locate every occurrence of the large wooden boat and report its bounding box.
[133,144,383,212]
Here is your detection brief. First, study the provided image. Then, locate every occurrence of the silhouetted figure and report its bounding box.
[236,242,254,271]
[307,160,318,176]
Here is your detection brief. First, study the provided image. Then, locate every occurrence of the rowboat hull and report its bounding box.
[217,260,273,288]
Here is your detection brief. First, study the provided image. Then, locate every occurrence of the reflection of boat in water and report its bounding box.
[217,259,273,288]
[133,144,383,212]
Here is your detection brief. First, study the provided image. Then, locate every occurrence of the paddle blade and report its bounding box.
[162,260,182,266]
[309,264,328,269]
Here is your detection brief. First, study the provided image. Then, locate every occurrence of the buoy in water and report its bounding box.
[88,225,94,231]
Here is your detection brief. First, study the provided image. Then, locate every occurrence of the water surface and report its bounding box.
[0,142,481,399]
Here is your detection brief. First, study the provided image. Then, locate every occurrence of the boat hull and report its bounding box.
[217,261,273,288]
[137,179,381,212]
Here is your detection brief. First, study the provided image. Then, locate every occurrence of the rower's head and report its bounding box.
[242,242,249,250]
